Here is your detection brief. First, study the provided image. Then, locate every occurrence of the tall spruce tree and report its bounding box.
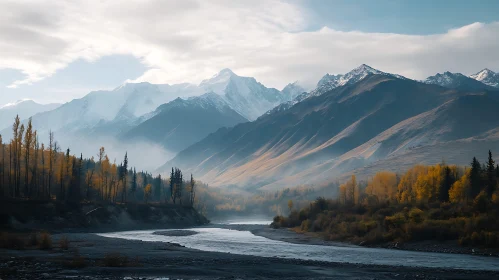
[121,152,128,203]
[486,150,496,197]
[439,165,453,202]
[470,157,482,199]
[170,167,175,204]
[190,174,195,206]
[131,168,137,200]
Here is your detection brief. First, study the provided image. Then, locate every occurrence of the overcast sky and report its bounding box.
[1,0,499,106]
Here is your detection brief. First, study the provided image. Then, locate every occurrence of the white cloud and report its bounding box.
[1,0,499,92]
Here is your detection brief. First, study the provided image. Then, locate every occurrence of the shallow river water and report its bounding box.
[97,222,499,271]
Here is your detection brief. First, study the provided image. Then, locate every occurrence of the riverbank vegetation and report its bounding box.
[272,151,499,248]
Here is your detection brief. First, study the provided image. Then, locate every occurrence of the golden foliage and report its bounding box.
[449,169,470,203]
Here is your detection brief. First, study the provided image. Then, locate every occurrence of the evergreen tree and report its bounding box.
[170,167,175,204]
[190,174,195,206]
[439,166,453,202]
[154,174,162,201]
[470,157,482,199]
[178,170,183,204]
[486,150,496,197]
[121,152,128,203]
[131,168,137,199]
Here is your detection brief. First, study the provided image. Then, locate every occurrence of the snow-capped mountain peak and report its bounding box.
[265,64,408,117]
[199,68,238,94]
[470,68,499,88]
[311,64,404,97]
[424,71,461,87]
[424,71,493,91]
[281,81,306,100]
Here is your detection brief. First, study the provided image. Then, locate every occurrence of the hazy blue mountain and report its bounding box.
[121,92,248,153]
[0,100,60,131]
[161,74,499,190]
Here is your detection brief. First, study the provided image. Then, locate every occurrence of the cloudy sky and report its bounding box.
[1,0,499,106]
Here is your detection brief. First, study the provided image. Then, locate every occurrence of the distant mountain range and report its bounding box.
[120,93,248,152]
[0,100,60,130]
[1,65,498,189]
[423,71,495,91]
[266,64,406,115]
[0,69,300,164]
[161,67,499,190]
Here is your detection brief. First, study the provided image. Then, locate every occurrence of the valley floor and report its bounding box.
[1,228,499,280]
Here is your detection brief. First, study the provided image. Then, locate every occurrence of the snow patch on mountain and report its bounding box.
[470,68,499,88]
[265,64,406,116]
[424,71,494,90]
[198,69,289,120]
[311,64,406,96]
[423,72,463,87]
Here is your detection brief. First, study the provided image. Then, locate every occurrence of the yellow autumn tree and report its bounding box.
[365,171,398,203]
[449,169,470,203]
[397,165,427,203]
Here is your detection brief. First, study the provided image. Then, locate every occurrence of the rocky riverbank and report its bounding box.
[1,232,499,280]
[250,226,499,257]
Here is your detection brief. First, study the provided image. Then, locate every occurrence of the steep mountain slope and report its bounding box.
[0,100,60,130]
[424,71,494,91]
[121,93,248,152]
[266,64,407,115]
[200,69,289,120]
[161,75,462,189]
[303,93,499,182]
[470,68,499,88]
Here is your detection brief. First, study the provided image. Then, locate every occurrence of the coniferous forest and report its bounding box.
[0,116,195,206]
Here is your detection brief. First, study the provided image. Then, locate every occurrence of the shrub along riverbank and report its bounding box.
[272,152,499,248]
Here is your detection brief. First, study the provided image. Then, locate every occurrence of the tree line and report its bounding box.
[272,151,499,248]
[0,115,196,206]
[336,150,499,207]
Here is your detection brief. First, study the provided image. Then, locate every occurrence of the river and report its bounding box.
[97,221,499,271]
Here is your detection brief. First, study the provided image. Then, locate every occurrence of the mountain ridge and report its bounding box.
[160,75,467,189]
